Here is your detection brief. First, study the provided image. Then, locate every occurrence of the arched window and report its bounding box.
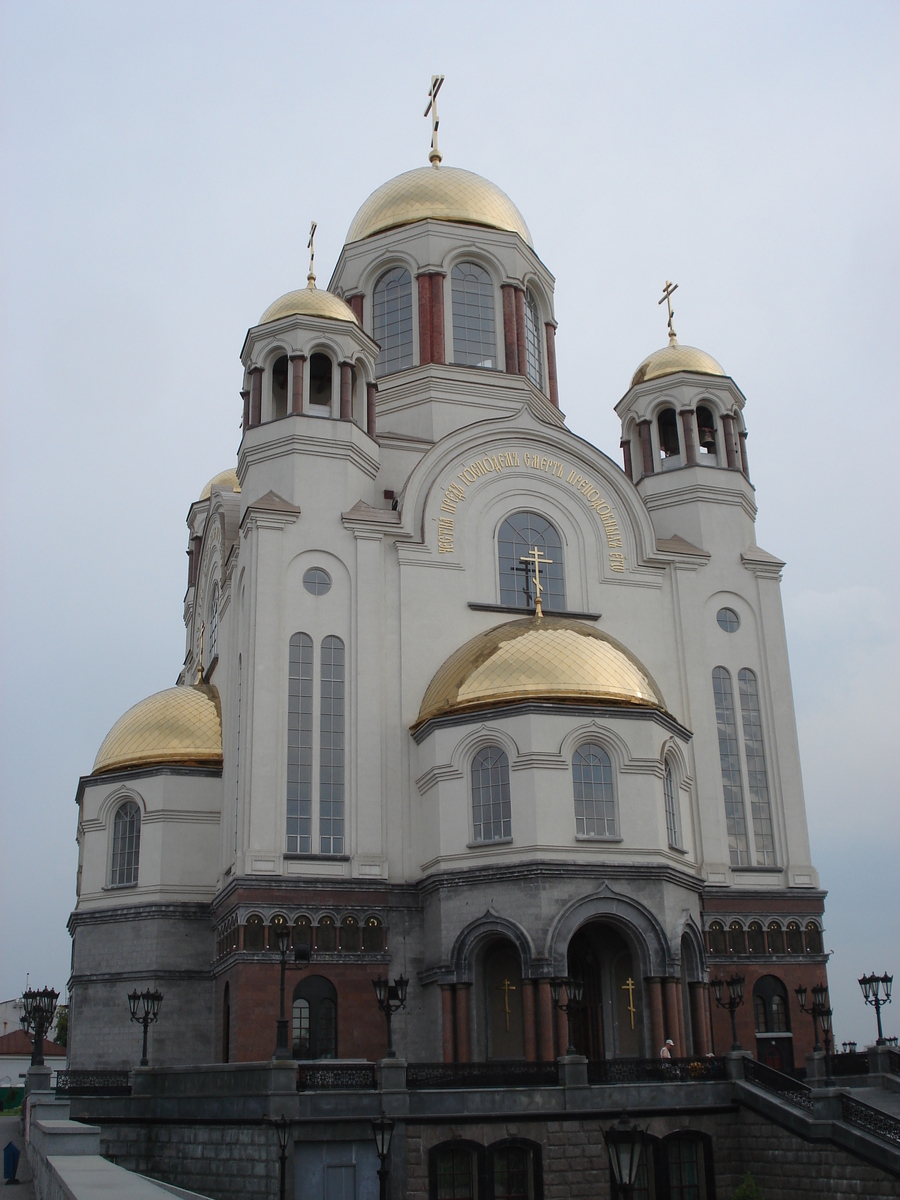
[272,354,289,420]
[209,584,218,663]
[573,743,617,837]
[663,1133,712,1200]
[766,922,785,955]
[292,976,337,1059]
[471,746,511,842]
[489,1140,542,1200]
[657,407,679,458]
[362,916,384,953]
[339,915,360,952]
[110,800,141,886]
[747,921,766,955]
[373,267,413,377]
[429,1142,484,1200]
[270,913,289,947]
[498,512,565,610]
[728,921,746,955]
[286,633,313,854]
[309,353,333,408]
[712,667,749,865]
[451,262,496,368]
[292,915,312,952]
[222,982,230,1063]
[523,289,543,387]
[663,760,679,848]
[315,915,336,952]
[786,921,804,954]
[753,994,766,1034]
[805,922,824,955]
[738,668,776,866]
[244,914,265,951]
[320,636,345,855]
[696,405,717,455]
[752,976,792,1034]
[707,922,726,956]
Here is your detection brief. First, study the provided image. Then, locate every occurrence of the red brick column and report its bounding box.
[514,288,527,376]
[679,409,697,465]
[289,354,306,416]
[501,284,519,374]
[241,388,250,434]
[441,986,455,1063]
[522,980,537,1062]
[537,979,555,1062]
[340,363,352,420]
[249,367,263,427]
[663,978,683,1056]
[455,984,471,1062]
[722,414,737,468]
[676,979,687,1057]
[739,430,750,478]
[689,983,709,1056]
[417,273,433,365]
[430,273,446,364]
[647,977,665,1055]
[545,323,559,406]
[638,420,654,476]
[366,382,377,440]
[620,438,633,481]
[347,294,363,325]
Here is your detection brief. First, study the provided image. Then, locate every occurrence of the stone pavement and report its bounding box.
[845,1086,900,1118]
[0,1113,35,1198]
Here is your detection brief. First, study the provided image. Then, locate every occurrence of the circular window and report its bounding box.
[303,568,332,596]
[716,607,740,632]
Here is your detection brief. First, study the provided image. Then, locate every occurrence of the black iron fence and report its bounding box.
[407,1061,559,1090]
[587,1057,726,1085]
[828,1053,869,1078]
[841,1093,900,1146]
[742,1057,813,1112]
[297,1063,377,1091]
[55,1070,131,1097]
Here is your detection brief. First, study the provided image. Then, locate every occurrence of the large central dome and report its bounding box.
[346,165,533,247]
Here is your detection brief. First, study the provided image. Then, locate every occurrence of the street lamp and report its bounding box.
[273,922,311,1060]
[710,975,745,1051]
[842,1040,857,1055]
[371,1112,395,1200]
[372,975,408,1058]
[127,989,163,1066]
[603,1113,647,1200]
[549,977,584,1055]
[858,972,893,1046]
[795,982,829,1054]
[21,987,59,1068]
[274,1115,290,1200]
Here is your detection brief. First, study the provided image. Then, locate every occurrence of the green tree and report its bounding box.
[54,1006,68,1048]
[732,1174,764,1200]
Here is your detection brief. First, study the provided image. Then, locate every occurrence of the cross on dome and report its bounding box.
[659,280,678,344]
[424,75,444,167]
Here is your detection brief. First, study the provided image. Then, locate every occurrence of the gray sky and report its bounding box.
[1,1,897,1045]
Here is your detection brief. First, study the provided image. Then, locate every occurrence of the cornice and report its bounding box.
[412,700,692,745]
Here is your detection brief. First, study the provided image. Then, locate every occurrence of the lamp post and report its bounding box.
[795,982,829,1054]
[272,924,311,1060]
[274,1115,289,1200]
[710,975,745,1051]
[21,987,59,1068]
[858,972,893,1046]
[549,977,584,1055]
[127,989,163,1066]
[372,975,408,1058]
[603,1113,647,1200]
[372,1112,395,1200]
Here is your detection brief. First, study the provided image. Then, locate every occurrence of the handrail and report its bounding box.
[742,1057,814,1111]
[55,1070,131,1097]
[841,1093,900,1146]
[297,1062,377,1091]
[406,1061,559,1090]
[587,1057,726,1084]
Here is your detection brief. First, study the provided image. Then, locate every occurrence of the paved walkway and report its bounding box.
[0,1113,35,1197]
[845,1085,900,1118]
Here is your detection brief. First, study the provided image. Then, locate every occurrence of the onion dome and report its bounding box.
[346,165,532,247]
[259,281,358,327]
[199,468,240,501]
[631,340,725,388]
[414,616,665,730]
[92,684,223,776]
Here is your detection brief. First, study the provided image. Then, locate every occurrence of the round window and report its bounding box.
[716,607,740,632]
[302,568,332,596]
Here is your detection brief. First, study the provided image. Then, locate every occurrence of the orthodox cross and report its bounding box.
[519,546,552,617]
[497,977,517,1032]
[424,75,445,166]
[621,976,636,1030]
[196,621,206,685]
[307,221,317,287]
[658,280,678,343]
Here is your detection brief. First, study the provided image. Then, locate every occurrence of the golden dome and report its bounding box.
[92,685,223,776]
[346,166,533,247]
[259,283,358,327]
[631,340,725,387]
[199,467,240,501]
[414,616,665,729]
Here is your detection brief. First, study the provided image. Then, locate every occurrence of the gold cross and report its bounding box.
[519,546,553,617]
[497,977,517,1032]
[424,75,445,166]
[621,976,636,1030]
[307,221,317,287]
[658,280,678,343]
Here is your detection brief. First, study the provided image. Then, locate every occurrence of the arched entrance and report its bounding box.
[753,975,794,1072]
[568,922,642,1058]
[481,940,525,1059]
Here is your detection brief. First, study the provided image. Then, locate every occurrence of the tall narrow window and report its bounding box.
[272,354,289,419]
[666,1137,703,1200]
[663,760,679,848]
[110,801,141,886]
[373,267,413,377]
[573,743,617,837]
[309,353,333,407]
[523,289,543,388]
[234,655,241,855]
[498,512,565,610]
[286,633,313,854]
[471,746,511,842]
[292,976,338,1060]
[738,668,776,866]
[208,585,218,662]
[320,636,345,855]
[712,667,749,865]
[451,262,496,368]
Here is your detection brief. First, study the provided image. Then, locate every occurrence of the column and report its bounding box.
[347,294,364,325]
[545,323,559,407]
[501,284,519,374]
[689,983,709,1056]
[241,388,250,434]
[514,288,527,376]
[455,983,471,1063]
[556,1004,569,1056]
[646,977,665,1056]
[738,430,750,479]
[249,367,263,427]
[537,979,555,1063]
[722,414,737,468]
[663,978,683,1057]
[366,382,378,440]
[417,273,433,365]
[441,986,456,1063]
[523,980,537,1063]
[676,979,687,1057]
[620,438,633,481]
[638,420,654,476]
[679,409,697,465]
[430,272,446,364]
[289,354,306,416]
[340,363,352,420]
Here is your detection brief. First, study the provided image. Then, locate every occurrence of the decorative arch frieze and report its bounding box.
[449,910,537,982]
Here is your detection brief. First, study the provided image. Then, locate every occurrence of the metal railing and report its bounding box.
[406,1061,559,1090]
[55,1070,131,1097]
[742,1057,813,1111]
[587,1057,726,1085]
[297,1063,377,1091]
[828,1053,869,1078]
[841,1093,900,1146]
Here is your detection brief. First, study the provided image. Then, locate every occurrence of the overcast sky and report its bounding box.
[1,2,897,1046]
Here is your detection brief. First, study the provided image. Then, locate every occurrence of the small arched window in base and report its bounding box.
[110,801,141,886]
[292,975,337,1060]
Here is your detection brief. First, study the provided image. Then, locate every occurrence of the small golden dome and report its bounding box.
[414,616,665,729]
[631,341,725,388]
[346,166,532,247]
[199,468,240,501]
[259,284,358,327]
[92,684,223,776]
